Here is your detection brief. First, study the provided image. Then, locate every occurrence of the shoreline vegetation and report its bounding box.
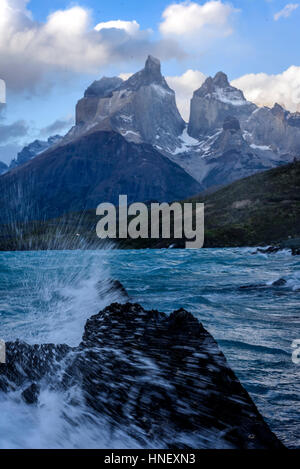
[0,160,299,252]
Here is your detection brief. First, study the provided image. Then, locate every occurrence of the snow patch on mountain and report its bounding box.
[250,143,272,151]
[171,127,200,155]
[214,88,248,106]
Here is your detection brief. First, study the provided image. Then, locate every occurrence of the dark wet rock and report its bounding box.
[96,279,130,299]
[21,382,40,405]
[0,340,70,393]
[239,284,265,291]
[253,246,281,255]
[240,278,288,290]
[108,279,130,298]
[272,278,287,287]
[292,248,300,256]
[0,303,284,449]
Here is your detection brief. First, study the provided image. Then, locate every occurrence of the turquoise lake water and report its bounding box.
[0,248,299,448]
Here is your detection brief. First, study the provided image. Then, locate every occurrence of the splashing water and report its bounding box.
[0,248,299,448]
[0,250,121,346]
[0,249,136,449]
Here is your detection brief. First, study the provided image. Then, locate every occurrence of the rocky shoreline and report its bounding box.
[0,301,284,449]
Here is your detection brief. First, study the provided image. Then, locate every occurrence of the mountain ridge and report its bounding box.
[0,129,202,223]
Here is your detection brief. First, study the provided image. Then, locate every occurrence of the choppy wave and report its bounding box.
[0,248,299,448]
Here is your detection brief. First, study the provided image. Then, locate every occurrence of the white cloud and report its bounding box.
[95,20,141,35]
[166,70,206,120]
[0,120,29,142]
[232,66,300,112]
[274,3,299,21]
[160,1,237,40]
[39,117,75,138]
[119,73,133,81]
[0,0,184,92]
[0,79,6,103]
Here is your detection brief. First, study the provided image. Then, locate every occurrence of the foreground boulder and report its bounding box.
[0,303,284,449]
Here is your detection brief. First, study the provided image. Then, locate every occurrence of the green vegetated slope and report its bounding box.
[200,160,300,247]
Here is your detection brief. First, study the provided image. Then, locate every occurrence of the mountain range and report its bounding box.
[9,135,63,171]
[0,55,299,222]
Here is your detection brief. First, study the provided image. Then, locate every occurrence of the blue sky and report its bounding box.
[0,0,300,163]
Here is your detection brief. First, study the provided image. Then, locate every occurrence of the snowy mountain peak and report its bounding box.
[194,72,247,105]
[119,55,171,92]
[188,72,256,138]
[70,56,184,149]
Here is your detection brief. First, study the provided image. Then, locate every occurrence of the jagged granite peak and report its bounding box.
[168,116,278,191]
[9,135,63,171]
[271,102,288,120]
[188,72,256,138]
[84,76,123,98]
[213,71,230,88]
[72,56,185,151]
[245,104,300,157]
[146,54,161,70]
[193,71,244,101]
[287,112,300,128]
[118,55,171,92]
[76,76,124,125]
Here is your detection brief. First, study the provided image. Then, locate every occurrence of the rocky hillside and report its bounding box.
[197,159,300,247]
[159,159,300,249]
[9,135,62,171]
[0,130,201,223]
[135,159,300,249]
